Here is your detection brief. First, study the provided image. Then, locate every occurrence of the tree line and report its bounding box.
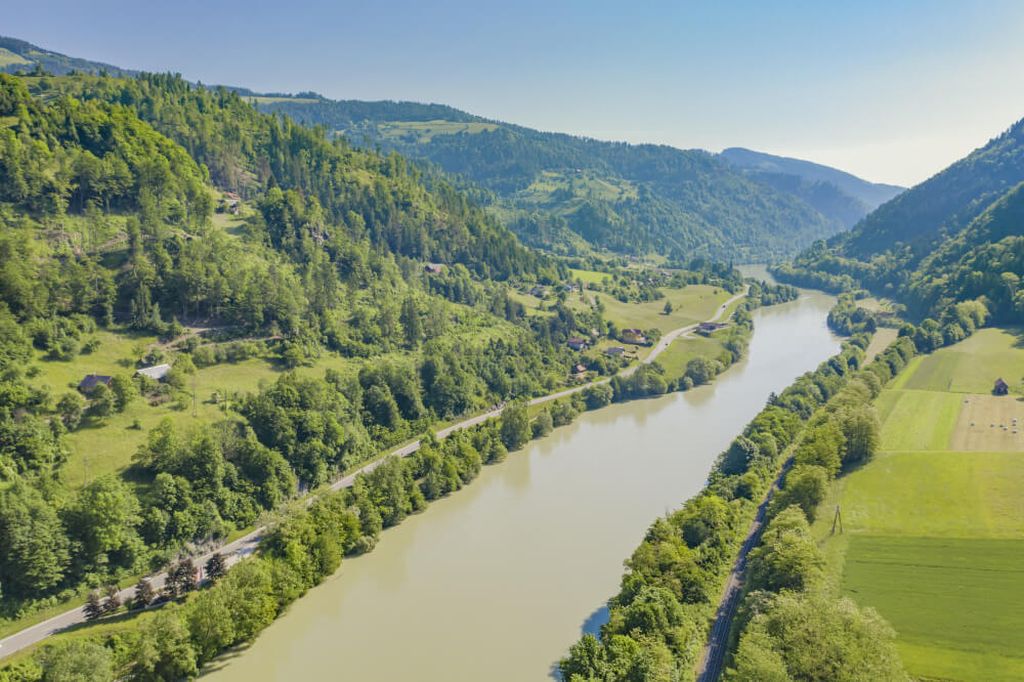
[558,332,872,680]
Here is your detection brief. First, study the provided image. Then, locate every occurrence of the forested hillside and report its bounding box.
[258,97,845,262]
[774,116,1024,326]
[720,146,903,228]
[0,69,614,619]
[0,67,779,648]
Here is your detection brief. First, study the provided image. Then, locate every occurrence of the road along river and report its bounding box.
[206,287,838,681]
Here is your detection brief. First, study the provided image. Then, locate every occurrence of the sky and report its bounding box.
[7,1,1024,186]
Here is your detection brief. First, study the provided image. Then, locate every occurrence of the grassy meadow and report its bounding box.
[814,326,1024,681]
[584,285,730,332]
[864,327,898,361]
[654,332,730,380]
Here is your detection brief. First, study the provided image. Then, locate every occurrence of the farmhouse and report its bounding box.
[620,328,647,345]
[567,337,588,351]
[605,346,626,357]
[77,374,112,393]
[993,378,1009,396]
[136,364,172,381]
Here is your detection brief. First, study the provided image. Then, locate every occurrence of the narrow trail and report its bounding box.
[694,455,794,682]
[0,290,747,660]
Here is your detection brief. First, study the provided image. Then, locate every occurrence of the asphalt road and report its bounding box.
[0,289,747,660]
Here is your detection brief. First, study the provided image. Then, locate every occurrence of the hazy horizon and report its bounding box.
[8,0,1024,186]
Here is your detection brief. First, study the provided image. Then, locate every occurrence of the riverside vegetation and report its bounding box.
[0,67,799,679]
[719,115,1024,681]
[558,309,974,681]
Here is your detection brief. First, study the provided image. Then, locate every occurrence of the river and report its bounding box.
[206,278,837,682]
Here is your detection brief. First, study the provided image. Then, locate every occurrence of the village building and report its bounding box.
[528,285,547,298]
[78,374,112,394]
[620,328,647,345]
[993,378,1009,396]
[567,337,588,351]
[136,364,172,381]
[424,263,445,274]
[605,346,626,357]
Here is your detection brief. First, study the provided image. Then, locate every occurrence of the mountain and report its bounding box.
[0,35,136,77]
[1,35,858,264]
[257,97,845,263]
[720,147,903,228]
[774,116,1024,324]
[840,117,1024,259]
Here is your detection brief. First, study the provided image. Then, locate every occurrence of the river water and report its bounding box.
[207,282,836,682]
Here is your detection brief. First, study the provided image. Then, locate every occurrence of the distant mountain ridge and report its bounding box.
[0,36,136,77]
[3,34,899,263]
[720,147,904,228]
[774,115,1024,324]
[259,97,868,262]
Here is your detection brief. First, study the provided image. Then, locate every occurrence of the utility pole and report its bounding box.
[831,504,843,535]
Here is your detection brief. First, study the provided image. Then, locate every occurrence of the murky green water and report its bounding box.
[206,288,837,681]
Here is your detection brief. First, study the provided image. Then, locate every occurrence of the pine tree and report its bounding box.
[175,557,197,594]
[133,578,155,610]
[205,552,227,583]
[84,590,104,621]
[103,584,121,615]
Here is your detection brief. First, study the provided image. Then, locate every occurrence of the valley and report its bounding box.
[0,17,1021,682]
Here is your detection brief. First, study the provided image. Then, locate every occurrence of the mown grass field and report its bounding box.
[654,333,728,380]
[569,267,611,285]
[588,285,729,333]
[376,119,499,142]
[814,326,1024,681]
[891,327,1023,394]
[864,327,898,361]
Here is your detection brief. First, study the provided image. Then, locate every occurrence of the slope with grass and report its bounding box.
[813,327,1024,681]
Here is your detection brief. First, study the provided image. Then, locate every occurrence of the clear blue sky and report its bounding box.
[8,1,1024,186]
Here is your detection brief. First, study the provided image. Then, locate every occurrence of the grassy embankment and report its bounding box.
[812,327,1024,681]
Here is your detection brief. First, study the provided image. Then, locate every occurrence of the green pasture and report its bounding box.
[376,119,499,143]
[654,334,727,381]
[877,389,962,451]
[516,170,638,206]
[0,48,32,68]
[891,328,1023,394]
[569,267,611,285]
[815,325,1024,681]
[864,327,898,362]
[595,285,729,332]
[830,450,1024,539]
[843,535,1024,681]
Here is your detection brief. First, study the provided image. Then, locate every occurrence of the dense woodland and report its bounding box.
[0,67,596,614]
[261,98,845,262]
